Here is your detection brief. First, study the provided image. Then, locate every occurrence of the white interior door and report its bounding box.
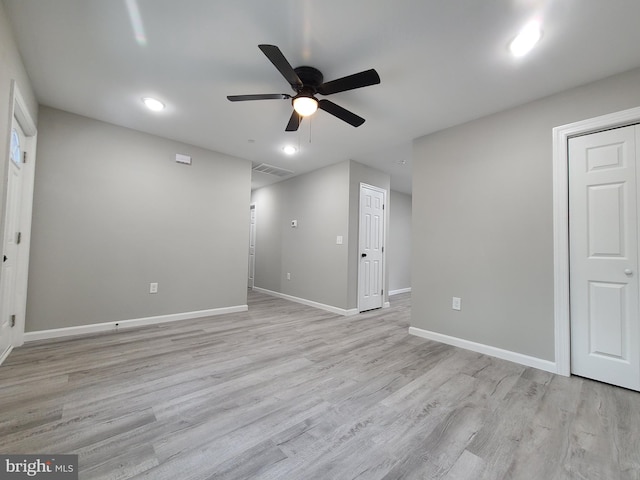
[569,124,640,391]
[0,118,26,359]
[358,184,385,312]
[248,204,256,288]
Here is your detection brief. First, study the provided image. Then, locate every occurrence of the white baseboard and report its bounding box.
[0,345,13,367]
[408,326,557,374]
[389,287,411,295]
[253,287,358,316]
[23,305,248,343]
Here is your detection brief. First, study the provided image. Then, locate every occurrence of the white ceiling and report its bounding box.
[4,0,640,194]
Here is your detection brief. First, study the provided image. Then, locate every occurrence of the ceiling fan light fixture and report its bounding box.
[293,96,318,117]
[228,45,379,131]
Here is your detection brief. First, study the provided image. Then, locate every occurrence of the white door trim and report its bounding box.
[553,105,640,376]
[248,203,256,289]
[1,81,37,350]
[11,82,37,137]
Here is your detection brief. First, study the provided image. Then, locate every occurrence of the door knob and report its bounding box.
[624,268,633,276]
[361,253,367,258]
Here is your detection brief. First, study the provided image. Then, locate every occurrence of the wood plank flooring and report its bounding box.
[1,291,639,479]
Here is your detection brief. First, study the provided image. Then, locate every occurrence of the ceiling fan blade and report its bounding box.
[258,44,303,89]
[317,69,380,96]
[227,94,290,102]
[285,110,302,131]
[318,99,365,127]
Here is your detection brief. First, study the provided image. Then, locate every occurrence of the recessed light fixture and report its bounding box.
[509,21,542,58]
[142,97,165,112]
[283,145,298,155]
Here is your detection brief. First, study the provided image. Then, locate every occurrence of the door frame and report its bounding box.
[553,105,640,376]
[1,81,37,354]
[357,182,386,312]
[248,203,256,289]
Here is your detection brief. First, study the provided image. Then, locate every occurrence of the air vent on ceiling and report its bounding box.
[252,163,294,177]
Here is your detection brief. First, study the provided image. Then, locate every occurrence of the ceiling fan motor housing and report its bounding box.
[294,66,324,92]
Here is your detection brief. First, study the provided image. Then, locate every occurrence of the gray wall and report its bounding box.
[412,67,640,362]
[251,161,351,309]
[388,190,411,293]
[0,0,38,261]
[27,107,252,332]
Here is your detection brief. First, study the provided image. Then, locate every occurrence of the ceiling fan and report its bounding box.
[227,44,381,132]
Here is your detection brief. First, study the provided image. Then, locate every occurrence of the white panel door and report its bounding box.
[569,124,640,391]
[0,119,25,358]
[359,184,385,312]
[248,205,256,288]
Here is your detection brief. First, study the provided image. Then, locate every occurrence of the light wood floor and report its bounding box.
[1,291,639,479]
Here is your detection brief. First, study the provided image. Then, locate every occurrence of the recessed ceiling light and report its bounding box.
[283,145,298,155]
[509,21,542,58]
[142,97,165,112]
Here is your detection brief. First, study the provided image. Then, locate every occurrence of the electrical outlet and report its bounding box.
[452,297,461,311]
[286,273,291,280]
[150,282,158,294]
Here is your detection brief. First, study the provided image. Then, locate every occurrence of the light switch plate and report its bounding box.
[452,297,461,311]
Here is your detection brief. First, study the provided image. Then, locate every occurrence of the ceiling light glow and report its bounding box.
[142,97,165,111]
[293,96,318,117]
[509,21,542,57]
[283,145,298,155]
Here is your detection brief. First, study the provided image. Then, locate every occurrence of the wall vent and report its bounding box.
[252,163,294,177]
